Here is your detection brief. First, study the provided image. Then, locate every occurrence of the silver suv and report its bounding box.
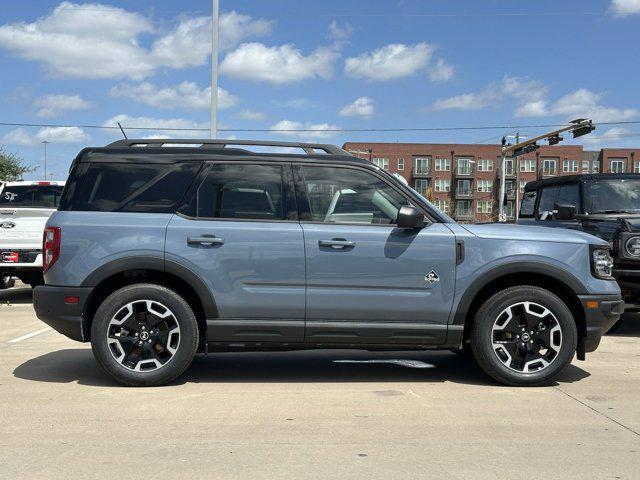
[34,139,623,387]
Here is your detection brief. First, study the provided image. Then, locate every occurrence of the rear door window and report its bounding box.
[519,191,537,218]
[178,163,288,221]
[70,162,201,212]
[0,185,64,208]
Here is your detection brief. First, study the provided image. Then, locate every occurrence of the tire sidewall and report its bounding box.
[471,286,577,386]
[91,284,198,387]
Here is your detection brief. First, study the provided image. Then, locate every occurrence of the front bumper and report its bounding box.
[33,285,92,342]
[577,294,625,357]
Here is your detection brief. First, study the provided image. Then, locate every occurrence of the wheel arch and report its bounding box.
[81,257,217,351]
[453,262,587,350]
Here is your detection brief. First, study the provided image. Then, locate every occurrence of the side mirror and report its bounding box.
[553,203,576,220]
[397,205,427,229]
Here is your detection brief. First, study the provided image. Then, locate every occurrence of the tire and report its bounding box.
[0,275,15,289]
[470,285,577,387]
[91,284,199,387]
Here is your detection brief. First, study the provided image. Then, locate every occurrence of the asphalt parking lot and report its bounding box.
[0,284,639,480]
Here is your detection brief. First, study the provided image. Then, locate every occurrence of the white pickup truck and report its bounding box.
[0,180,65,288]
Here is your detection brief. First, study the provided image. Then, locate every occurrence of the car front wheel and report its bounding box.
[91,284,199,387]
[471,286,577,386]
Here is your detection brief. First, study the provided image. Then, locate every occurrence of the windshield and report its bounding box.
[0,185,64,208]
[585,179,640,214]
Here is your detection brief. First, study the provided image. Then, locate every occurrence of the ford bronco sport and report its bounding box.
[34,139,623,387]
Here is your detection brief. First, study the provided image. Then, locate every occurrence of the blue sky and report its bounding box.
[0,0,639,180]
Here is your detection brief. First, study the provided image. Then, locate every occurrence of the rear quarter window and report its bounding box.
[66,162,202,213]
[519,191,537,218]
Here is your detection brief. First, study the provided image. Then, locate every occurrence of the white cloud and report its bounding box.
[151,11,273,69]
[109,82,237,110]
[429,59,454,82]
[517,88,637,122]
[611,0,640,15]
[2,126,89,146]
[34,94,91,118]
[220,43,338,84]
[433,76,548,111]
[344,43,435,81]
[270,120,341,139]
[328,21,352,41]
[0,3,273,79]
[234,110,267,121]
[103,114,208,139]
[339,97,375,119]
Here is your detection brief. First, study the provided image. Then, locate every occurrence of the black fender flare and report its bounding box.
[81,255,218,318]
[452,261,588,326]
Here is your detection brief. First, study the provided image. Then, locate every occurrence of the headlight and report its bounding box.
[592,248,614,279]
[625,236,640,257]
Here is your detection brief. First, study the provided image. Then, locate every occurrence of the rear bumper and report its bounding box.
[33,285,92,342]
[578,294,625,356]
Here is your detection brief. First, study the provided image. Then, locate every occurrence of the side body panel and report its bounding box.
[44,211,171,286]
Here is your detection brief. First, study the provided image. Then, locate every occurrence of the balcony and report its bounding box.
[455,211,475,222]
[454,166,473,177]
[542,169,558,177]
[506,189,517,200]
[504,168,516,178]
[413,167,432,178]
[455,189,474,200]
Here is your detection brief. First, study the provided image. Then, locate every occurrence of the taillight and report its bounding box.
[43,226,61,273]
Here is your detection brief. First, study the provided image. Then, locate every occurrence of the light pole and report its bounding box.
[41,140,50,181]
[210,0,220,139]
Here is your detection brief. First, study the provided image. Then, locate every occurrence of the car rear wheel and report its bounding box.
[91,284,199,387]
[471,286,577,386]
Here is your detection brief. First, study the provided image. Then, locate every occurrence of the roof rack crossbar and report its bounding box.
[106,139,349,156]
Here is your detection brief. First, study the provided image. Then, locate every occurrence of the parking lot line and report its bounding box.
[8,326,52,343]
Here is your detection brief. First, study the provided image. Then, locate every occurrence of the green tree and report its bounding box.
[0,146,35,181]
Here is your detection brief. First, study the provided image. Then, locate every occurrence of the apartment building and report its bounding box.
[342,142,632,223]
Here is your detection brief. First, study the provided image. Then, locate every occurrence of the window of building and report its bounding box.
[414,157,431,175]
[635,161,640,173]
[435,179,450,192]
[610,158,626,173]
[300,166,409,225]
[504,158,515,175]
[505,201,516,218]
[457,179,472,196]
[414,179,431,196]
[477,180,493,192]
[563,160,579,173]
[582,160,590,174]
[592,161,600,173]
[372,157,389,170]
[456,200,473,217]
[520,159,536,172]
[542,158,558,176]
[433,200,450,214]
[457,158,473,175]
[477,159,493,172]
[435,158,451,171]
[397,158,404,171]
[477,200,492,214]
[505,179,516,197]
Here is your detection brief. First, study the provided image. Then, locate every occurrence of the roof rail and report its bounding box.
[105,138,350,156]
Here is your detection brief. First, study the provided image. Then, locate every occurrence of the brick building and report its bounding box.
[342,142,637,223]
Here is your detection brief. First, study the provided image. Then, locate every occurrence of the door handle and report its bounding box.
[187,234,225,246]
[318,239,356,249]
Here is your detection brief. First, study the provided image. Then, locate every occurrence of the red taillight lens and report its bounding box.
[43,226,61,273]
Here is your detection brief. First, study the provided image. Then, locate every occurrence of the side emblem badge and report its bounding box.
[425,270,440,284]
[0,221,15,229]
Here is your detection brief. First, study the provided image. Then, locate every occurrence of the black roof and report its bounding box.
[73,138,371,165]
[524,173,640,191]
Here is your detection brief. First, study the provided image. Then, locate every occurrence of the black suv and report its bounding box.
[518,174,640,310]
